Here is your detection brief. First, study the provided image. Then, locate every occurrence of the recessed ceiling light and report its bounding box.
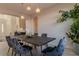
[36,8,40,13]
[26,6,31,11]
[21,16,24,19]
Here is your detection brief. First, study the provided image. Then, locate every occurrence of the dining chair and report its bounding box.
[41,33,48,48]
[16,36,33,52]
[41,33,47,37]
[19,41,32,52]
[14,31,20,36]
[6,36,13,54]
[11,38,33,56]
[42,37,66,56]
[34,33,38,36]
[20,32,26,35]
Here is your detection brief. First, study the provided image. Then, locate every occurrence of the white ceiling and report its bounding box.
[0,3,56,16]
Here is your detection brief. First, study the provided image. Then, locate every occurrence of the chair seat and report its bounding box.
[19,42,23,45]
[42,46,56,53]
[19,42,32,50]
[23,45,32,50]
[18,39,21,41]
[19,41,32,50]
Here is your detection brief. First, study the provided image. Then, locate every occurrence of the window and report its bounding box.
[2,24,4,33]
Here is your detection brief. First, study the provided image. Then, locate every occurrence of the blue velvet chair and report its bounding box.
[11,38,32,56]
[34,33,38,36]
[6,36,13,54]
[41,33,47,37]
[42,37,66,56]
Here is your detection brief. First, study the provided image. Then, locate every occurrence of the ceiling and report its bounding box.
[0,3,56,16]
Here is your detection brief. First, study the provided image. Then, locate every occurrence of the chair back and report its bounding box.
[20,32,26,35]
[11,38,28,55]
[14,32,20,36]
[15,43,26,55]
[56,37,66,56]
[6,36,13,48]
[34,33,38,36]
[11,38,18,46]
[41,33,47,37]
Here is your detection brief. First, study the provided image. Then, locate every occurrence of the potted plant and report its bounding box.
[70,18,79,55]
[58,4,79,55]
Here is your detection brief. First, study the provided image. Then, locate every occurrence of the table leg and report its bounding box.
[45,44,48,47]
[41,46,42,51]
[34,46,38,52]
[33,45,38,56]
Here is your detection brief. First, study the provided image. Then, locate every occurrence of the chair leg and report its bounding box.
[30,50,33,56]
[41,46,42,51]
[7,47,10,53]
[11,49,14,56]
[44,53,47,56]
[20,54,21,56]
[45,44,48,47]
[7,47,10,55]
[14,52,16,56]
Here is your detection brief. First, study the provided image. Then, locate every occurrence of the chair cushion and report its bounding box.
[19,42,32,50]
[18,39,21,41]
[19,42,23,45]
[42,47,56,53]
[23,45,32,50]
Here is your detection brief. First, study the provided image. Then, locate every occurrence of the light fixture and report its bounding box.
[21,16,24,19]
[26,6,31,11]
[36,8,40,13]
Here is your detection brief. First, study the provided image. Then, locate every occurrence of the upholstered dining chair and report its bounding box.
[6,36,13,54]
[34,33,38,36]
[41,33,47,37]
[11,38,33,56]
[41,33,48,48]
[42,37,66,56]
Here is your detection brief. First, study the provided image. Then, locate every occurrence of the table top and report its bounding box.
[15,35,56,46]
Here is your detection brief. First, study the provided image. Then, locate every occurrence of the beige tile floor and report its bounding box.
[63,38,77,56]
[0,39,78,56]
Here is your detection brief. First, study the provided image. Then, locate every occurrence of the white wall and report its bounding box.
[0,14,19,40]
[26,17,34,35]
[0,8,30,40]
[38,4,74,46]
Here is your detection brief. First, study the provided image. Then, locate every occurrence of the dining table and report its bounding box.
[14,35,56,55]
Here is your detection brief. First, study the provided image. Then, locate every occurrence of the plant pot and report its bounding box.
[73,42,79,55]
